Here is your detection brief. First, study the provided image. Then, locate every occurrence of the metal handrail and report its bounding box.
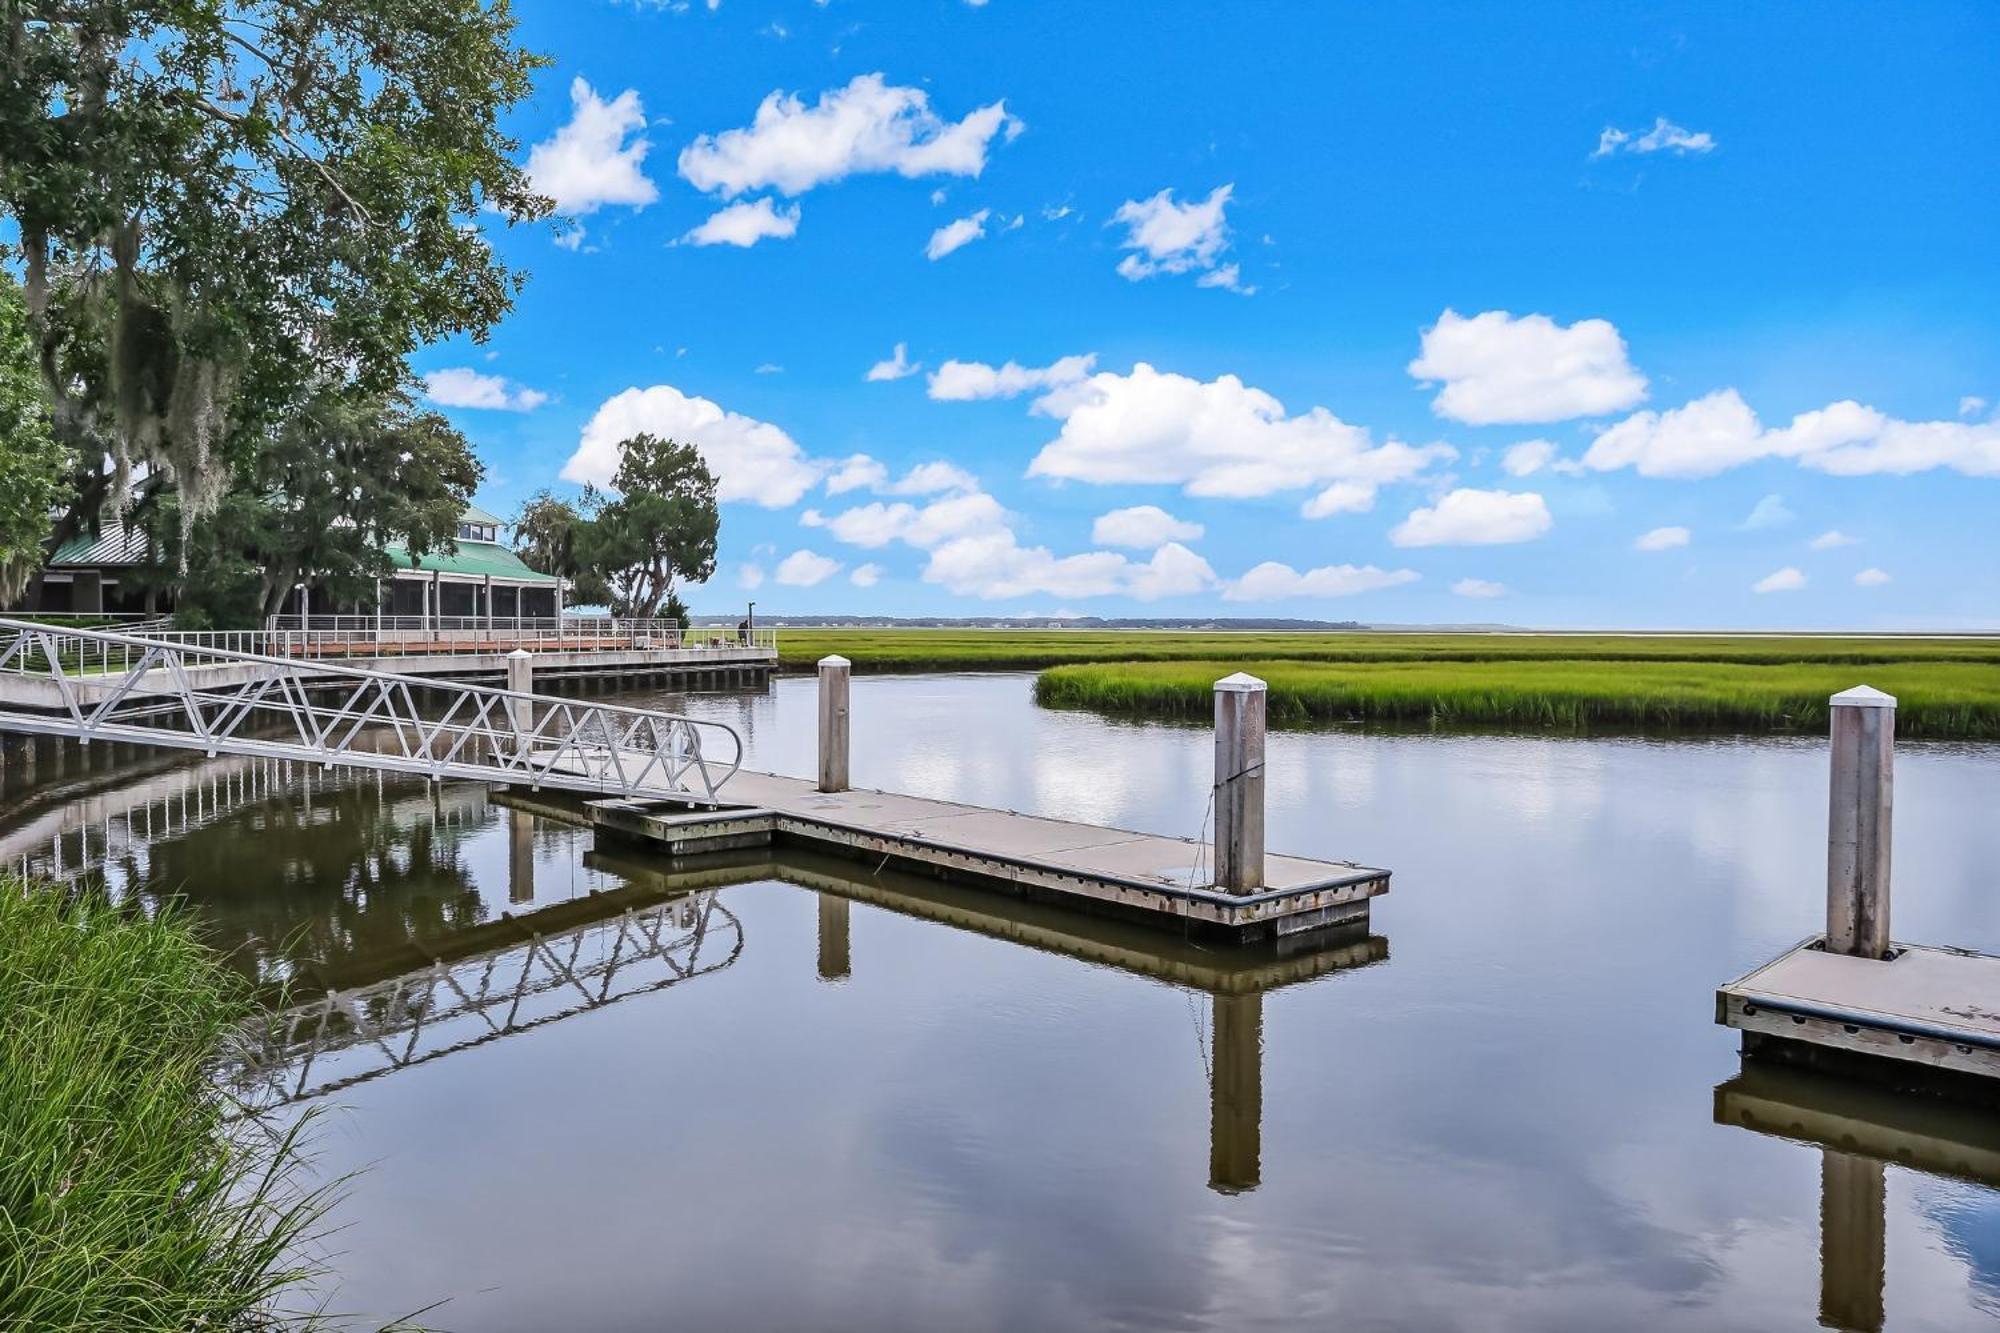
[88,618,778,662]
[0,616,745,802]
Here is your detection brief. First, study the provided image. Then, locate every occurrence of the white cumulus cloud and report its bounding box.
[423,368,549,412]
[681,197,800,247]
[1299,481,1378,519]
[927,354,1095,401]
[1452,578,1508,599]
[1028,362,1452,499]
[866,343,921,381]
[1112,184,1238,286]
[775,550,841,587]
[849,563,883,588]
[1808,529,1858,550]
[1754,566,1806,593]
[1224,562,1420,602]
[926,208,990,260]
[1583,390,2000,479]
[1409,310,1648,425]
[1963,396,1990,419]
[528,78,659,216]
[1854,568,1891,587]
[1390,488,1553,547]
[1739,494,1795,530]
[1593,117,1717,159]
[565,384,822,507]
[1634,525,1691,552]
[1090,505,1204,549]
[677,73,1018,199]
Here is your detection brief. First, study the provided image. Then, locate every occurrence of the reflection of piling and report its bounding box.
[816,892,851,980]
[1208,991,1264,1193]
[508,806,535,904]
[1819,1149,1886,1333]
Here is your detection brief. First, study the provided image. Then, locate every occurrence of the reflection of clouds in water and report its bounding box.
[1918,1176,2000,1319]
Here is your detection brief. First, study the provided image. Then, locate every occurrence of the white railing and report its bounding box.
[0,616,745,802]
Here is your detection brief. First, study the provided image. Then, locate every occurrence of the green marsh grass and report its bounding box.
[1033,659,2000,738]
[0,879,349,1330]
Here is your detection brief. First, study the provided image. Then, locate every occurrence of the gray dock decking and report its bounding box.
[588,768,1390,942]
[1717,936,2000,1086]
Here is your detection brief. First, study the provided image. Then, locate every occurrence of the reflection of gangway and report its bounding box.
[0,616,743,802]
[224,877,745,1113]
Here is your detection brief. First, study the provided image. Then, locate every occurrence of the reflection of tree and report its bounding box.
[128,777,487,989]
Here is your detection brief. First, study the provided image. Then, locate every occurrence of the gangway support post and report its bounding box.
[506,649,535,741]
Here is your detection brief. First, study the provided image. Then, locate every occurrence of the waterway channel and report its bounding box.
[5,671,1999,1330]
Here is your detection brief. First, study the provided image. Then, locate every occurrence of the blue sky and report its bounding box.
[429,0,2000,626]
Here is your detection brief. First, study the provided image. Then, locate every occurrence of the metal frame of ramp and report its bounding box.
[0,616,742,802]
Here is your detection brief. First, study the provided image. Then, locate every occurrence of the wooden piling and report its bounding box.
[818,655,850,793]
[1828,686,1894,959]
[1213,673,1266,894]
[506,649,535,740]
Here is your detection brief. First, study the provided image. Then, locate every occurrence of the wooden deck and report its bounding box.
[1717,936,2000,1091]
[587,768,1390,943]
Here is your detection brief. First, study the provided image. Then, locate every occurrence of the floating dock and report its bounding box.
[589,770,1390,943]
[1717,936,2000,1098]
[1716,685,2000,1106]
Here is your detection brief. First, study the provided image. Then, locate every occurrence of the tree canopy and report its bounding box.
[0,271,64,601]
[0,0,548,569]
[514,436,720,622]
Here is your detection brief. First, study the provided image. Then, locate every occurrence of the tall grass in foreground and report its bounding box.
[0,878,343,1330]
[1034,659,2000,738]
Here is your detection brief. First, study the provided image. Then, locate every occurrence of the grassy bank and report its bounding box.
[0,879,336,1330]
[774,628,2000,672]
[1034,659,2000,738]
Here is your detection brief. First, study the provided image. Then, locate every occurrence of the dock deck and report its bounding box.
[588,769,1390,942]
[1717,936,2000,1092]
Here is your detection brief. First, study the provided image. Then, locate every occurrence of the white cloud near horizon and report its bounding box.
[1224,562,1419,601]
[681,197,800,247]
[849,563,883,587]
[565,384,822,506]
[1091,505,1204,549]
[926,208,990,260]
[1634,525,1691,551]
[1390,488,1553,547]
[1452,577,1508,598]
[1754,566,1807,593]
[528,78,659,216]
[423,368,549,412]
[1027,362,1452,499]
[1854,568,1891,587]
[677,73,1019,199]
[929,354,1096,401]
[1409,310,1648,425]
[774,549,841,587]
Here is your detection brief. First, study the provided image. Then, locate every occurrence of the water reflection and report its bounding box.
[1715,1060,2000,1330]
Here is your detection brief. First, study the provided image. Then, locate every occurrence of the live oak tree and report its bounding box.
[513,436,719,622]
[0,272,64,601]
[136,387,481,626]
[0,0,549,559]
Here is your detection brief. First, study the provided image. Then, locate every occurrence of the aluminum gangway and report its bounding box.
[0,615,742,802]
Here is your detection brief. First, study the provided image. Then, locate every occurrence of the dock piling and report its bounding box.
[505,649,535,739]
[1827,686,1895,959]
[818,655,850,793]
[1213,673,1267,894]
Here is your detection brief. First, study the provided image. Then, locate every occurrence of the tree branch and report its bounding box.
[190,97,377,227]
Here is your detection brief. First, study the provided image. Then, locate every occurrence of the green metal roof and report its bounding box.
[461,503,504,526]
[385,539,559,583]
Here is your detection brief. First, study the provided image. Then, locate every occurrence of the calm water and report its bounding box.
[7,672,2000,1331]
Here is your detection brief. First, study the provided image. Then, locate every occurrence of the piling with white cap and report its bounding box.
[1827,685,1895,959]
[505,649,535,740]
[818,655,851,793]
[1213,672,1267,894]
